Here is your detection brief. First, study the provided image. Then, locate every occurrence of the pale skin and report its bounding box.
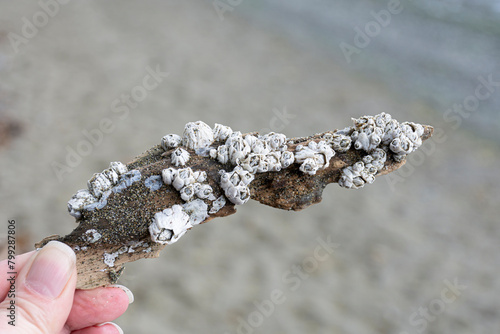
[0,242,130,334]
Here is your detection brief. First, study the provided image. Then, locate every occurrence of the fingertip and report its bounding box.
[97,322,124,334]
[108,284,134,304]
[73,322,124,334]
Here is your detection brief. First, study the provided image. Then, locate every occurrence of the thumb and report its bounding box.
[0,241,77,334]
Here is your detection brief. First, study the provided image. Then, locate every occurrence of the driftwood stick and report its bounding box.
[36,114,433,289]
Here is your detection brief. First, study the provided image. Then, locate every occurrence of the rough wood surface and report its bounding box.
[36,125,433,289]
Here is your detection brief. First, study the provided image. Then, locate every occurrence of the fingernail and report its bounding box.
[109,284,135,304]
[97,322,124,334]
[26,241,76,299]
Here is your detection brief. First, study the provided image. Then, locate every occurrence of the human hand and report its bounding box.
[0,241,133,333]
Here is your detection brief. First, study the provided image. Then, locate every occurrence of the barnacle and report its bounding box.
[213,123,233,142]
[171,147,190,167]
[195,184,215,200]
[261,132,287,151]
[161,134,182,151]
[209,196,226,214]
[219,167,254,205]
[87,173,112,198]
[225,131,251,165]
[149,205,191,245]
[280,151,295,168]
[183,121,214,150]
[295,140,335,174]
[84,229,102,243]
[299,157,320,175]
[182,199,209,226]
[179,183,197,202]
[327,133,352,153]
[67,189,97,219]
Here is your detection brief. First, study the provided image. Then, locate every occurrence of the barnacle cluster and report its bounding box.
[219,167,254,205]
[338,148,386,189]
[162,167,215,202]
[160,121,342,208]
[322,132,352,153]
[163,122,296,205]
[338,112,424,189]
[294,141,335,175]
[67,161,131,219]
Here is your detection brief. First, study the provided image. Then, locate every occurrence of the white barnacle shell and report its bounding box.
[183,199,209,226]
[263,132,287,151]
[244,134,258,149]
[182,121,214,150]
[404,121,424,138]
[240,153,262,173]
[226,131,251,165]
[109,161,128,175]
[209,195,226,214]
[84,229,102,243]
[280,151,295,168]
[352,115,376,130]
[330,133,352,153]
[68,189,97,219]
[219,167,253,205]
[316,141,335,166]
[170,167,196,190]
[374,112,391,128]
[209,148,218,159]
[354,132,370,151]
[390,137,413,155]
[363,155,374,164]
[161,134,182,151]
[87,172,112,198]
[382,119,402,145]
[180,183,197,202]
[171,148,190,167]
[266,152,282,171]
[246,135,270,155]
[195,184,214,200]
[149,205,191,245]
[213,123,233,142]
[102,168,119,185]
[162,167,178,185]
[216,145,229,164]
[224,184,251,205]
[352,161,365,173]
[369,133,382,149]
[299,158,319,175]
[295,140,334,172]
[194,170,207,183]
